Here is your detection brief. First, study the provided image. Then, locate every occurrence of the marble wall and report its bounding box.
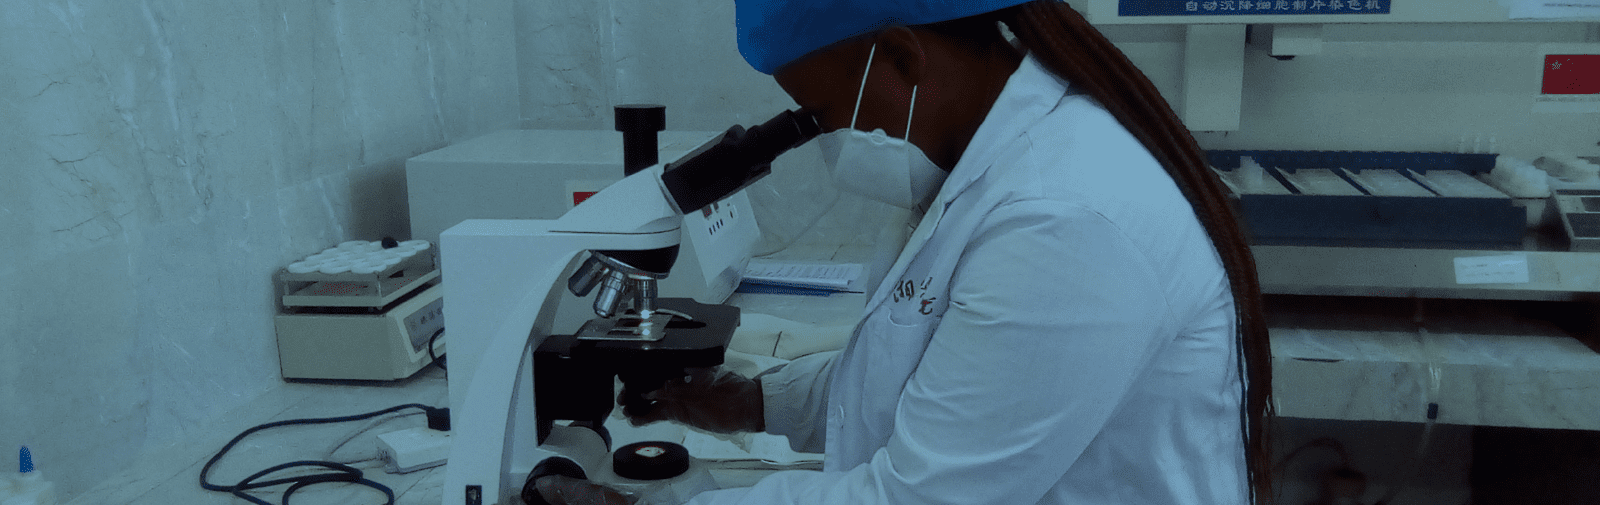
[2,0,1593,500]
[516,0,797,132]
[0,0,516,498]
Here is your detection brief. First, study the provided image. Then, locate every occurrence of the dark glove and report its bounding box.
[621,367,765,434]
[522,458,636,505]
[531,475,636,505]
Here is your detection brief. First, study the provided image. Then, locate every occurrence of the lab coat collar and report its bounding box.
[938,52,1072,206]
[865,53,1072,312]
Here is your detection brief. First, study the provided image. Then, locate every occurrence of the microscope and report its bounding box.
[440,107,819,505]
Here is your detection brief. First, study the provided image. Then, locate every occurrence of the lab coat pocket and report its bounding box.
[828,299,946,466]
[876,303,943,351]
[886,306,945,332]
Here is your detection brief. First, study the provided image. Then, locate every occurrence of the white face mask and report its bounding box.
[815,44,948,210]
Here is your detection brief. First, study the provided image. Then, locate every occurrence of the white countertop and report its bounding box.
[1269,296,1600,430]
[69,248,874,505]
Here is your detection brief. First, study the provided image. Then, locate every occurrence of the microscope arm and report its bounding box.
[440,109,817,505]
[442,227,676,505]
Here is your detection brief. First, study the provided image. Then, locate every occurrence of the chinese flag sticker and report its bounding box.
[572,191,599,206]
[1543,54,1600,95]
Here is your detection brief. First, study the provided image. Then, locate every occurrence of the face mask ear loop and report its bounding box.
[849,44,877,130]
[904,85,918,141]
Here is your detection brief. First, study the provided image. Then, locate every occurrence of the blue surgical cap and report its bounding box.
[736,0,1034,75]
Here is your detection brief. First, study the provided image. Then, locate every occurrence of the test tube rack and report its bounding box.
[278,242,440,310]
[1209,150,1524,248]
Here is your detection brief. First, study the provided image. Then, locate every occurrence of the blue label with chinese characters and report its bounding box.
[1120,0,1391,16]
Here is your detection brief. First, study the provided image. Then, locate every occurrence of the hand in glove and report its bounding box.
[530,475,636,505]
[621,367,765,434]
[523,458,636,505]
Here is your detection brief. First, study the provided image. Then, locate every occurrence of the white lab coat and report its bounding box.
[689,54,1247,505]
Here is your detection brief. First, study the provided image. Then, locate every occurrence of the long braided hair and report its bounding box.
[932,2,1274,501]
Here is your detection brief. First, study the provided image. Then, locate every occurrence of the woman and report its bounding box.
[531,1,1272,503]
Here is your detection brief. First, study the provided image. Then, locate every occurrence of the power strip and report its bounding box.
[377,427,451,474]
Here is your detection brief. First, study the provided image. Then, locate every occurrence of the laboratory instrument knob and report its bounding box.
[612,442,691,481]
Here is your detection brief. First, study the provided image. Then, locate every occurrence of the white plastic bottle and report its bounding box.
[0,447,57,505]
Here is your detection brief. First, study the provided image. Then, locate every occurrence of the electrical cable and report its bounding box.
[1372,406,1441,504]
[325,412,420,465]
[1371,300,1444,505]
[429,327,447,372]
[1273,437,1355,475]
[200,403,449,505]
[1268,300,1445,505]
[1272,437,1362,505]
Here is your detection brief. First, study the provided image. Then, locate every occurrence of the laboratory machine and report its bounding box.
[273,239,444,381]
[1211,151,1600,301]
[1211,150,1600,352]
[1553,188,1600,251]
[406,106,761,306]
[440,108,820,505]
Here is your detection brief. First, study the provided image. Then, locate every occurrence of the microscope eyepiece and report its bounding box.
[660,109,822,214]
[616,105,667,176]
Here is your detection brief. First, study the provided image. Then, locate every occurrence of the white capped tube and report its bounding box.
[1486,156,1551,198]
[1239,156,1266,192]
[286,261,320,274]
[350,260,385,275]
[1537,153,1599,184]
[318,259,354,274]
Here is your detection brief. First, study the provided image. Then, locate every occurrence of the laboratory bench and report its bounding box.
[1264,292,1600,504]
[1268,294,1600,431]
[62,341,826,505]
[66,244,880,505]
[71,237,1600,504]
[1254,229,1600,500]
[1255,237,1600,430]
[68,367,453,505]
